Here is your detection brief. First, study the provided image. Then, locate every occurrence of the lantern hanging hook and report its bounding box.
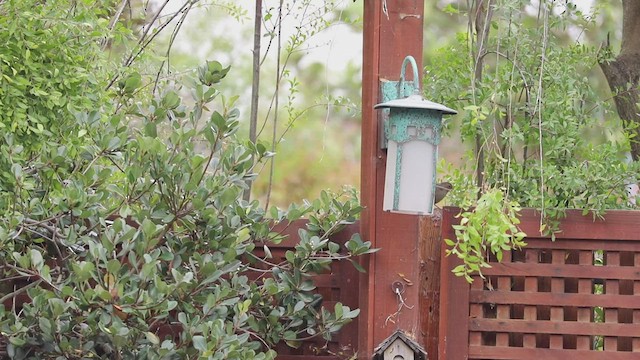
[397,55,421,98]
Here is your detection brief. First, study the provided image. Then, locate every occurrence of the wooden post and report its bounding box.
[360,1,427,358]
[419,215,442,359]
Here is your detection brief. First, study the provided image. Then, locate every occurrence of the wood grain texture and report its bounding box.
[419,214,443,359]
[360,1,426,358]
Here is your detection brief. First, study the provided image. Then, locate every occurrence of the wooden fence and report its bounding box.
[266,221,361,360]
[440,207,640,359]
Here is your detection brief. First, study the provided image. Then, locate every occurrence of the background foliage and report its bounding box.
[152,0,363,208]
[428,1,639,211]
[424,1,640,277]
[0,0,111,191]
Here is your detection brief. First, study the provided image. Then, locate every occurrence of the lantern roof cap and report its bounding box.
[374,93,457,115]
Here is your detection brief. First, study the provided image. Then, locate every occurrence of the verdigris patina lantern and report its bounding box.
[375,56,456,215]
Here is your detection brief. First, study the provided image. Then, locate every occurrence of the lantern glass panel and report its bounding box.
[383,128,437,215]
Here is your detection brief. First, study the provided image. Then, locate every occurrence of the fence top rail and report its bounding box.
[443,207,640,241]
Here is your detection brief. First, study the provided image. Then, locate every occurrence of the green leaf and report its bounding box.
[123,72,142,94]
[107,259,121,274]
[146,331,160,345]
[349,259,367,273]
[192,335,207,352]
[144,121,157,137]
[210,111,226,130]
[141,218,158,238]
[8,337,26,346]
[334,302,343,318]
[29,248,44,270]
[285,250,295,264]
[162,91,181,109]
[39,317,52,335]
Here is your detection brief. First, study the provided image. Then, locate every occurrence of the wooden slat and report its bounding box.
[605,252,620,351]
[562,251,578,349]
[577,250,592,350]
[634,308,640,352]
[618,252,634,351]
[549,251,564,349]
[604,298,619,351]
[469,318,640,337]
[469,345,640,359]
[516,209,640,241]
[524,238,640,252]
[439,208,470,360]
[524,249,538,348]
[496,274,511,347]
[524,249,540,349]
[419,215,443,356]
[480,262,640,280]
[469,289,640,309]
[469,279,483,347]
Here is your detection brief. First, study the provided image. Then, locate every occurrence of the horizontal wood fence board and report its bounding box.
[480,262,640,280]
[469,346,640,359]
[470,289,640,308]
[517,209,640,240]
[470,318,640,337]
[524,238,640,251]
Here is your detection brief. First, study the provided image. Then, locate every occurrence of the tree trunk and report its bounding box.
[244,0,262,202]
[599,0,640,161]
[472,0,495,193]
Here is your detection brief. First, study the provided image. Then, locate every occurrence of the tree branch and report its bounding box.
[599,0,640,161]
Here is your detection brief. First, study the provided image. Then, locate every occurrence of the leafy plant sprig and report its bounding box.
[444,189,527,283]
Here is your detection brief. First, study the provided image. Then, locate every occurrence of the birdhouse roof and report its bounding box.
[372,330,427,359]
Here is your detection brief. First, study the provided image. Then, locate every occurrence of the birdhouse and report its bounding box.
[372,330,427,360]
[375,56,456,215]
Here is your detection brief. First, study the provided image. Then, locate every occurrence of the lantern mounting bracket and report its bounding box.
[379,79,416,149]
[379,56,421,150]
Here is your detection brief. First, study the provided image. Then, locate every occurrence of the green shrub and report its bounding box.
[0,2,373,358]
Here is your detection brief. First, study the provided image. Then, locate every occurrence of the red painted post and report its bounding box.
[360,1,426,358]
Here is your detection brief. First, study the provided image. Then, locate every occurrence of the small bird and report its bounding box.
[434,182,453,204]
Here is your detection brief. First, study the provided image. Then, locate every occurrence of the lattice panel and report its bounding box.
[440,209,640,360]
[466,239,640,359]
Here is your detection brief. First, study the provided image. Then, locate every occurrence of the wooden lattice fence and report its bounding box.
[440,208,640,359]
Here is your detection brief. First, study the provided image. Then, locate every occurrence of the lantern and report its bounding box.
[374,56,457,215]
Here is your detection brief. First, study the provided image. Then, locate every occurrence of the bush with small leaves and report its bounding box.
[0,3,374,358]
